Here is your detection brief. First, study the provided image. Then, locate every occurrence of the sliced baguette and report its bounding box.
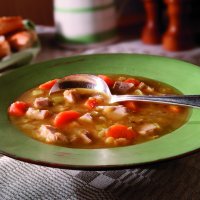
[0,36,11,59]
[8,30,37,51]
[0,16,24,35]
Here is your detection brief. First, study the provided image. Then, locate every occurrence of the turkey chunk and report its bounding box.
[26,107,51,120]
[98,106,128,120]
[63,89,80,104]
[39,125,68,143]
[79,130,92,144]
[34,97,51,109]
[78,113,93,123]
[137,123,160,135]
[112,81,134,94]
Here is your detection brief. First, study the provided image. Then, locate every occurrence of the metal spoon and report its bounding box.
[50,74,200,108]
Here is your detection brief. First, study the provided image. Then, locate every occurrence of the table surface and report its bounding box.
[1,27,200,200]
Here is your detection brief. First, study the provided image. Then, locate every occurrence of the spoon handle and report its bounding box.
[110,95,200,108]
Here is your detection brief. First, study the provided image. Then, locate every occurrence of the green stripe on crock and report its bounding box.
[54,3,114,13]
[55,29,117,44]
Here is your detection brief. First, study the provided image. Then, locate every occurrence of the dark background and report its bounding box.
[0,0,199,46]
[0,0,147,41]
[0,0,144,26]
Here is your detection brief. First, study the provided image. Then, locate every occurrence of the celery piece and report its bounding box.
[52,96,65,105]
[98,129,106,138]
[105,137,115,144]
[134,89,144,95]
[32,89,44,96]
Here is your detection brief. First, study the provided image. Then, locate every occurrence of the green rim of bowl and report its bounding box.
[0,53,200,169]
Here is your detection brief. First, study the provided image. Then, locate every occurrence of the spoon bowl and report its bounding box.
[50,74,200,108]
[50,74,111,96]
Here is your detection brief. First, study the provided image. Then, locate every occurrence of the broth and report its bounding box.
[8,74,190,148]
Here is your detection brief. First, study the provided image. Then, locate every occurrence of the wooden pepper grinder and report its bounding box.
[162,0,195,51]
[141,0,163,44]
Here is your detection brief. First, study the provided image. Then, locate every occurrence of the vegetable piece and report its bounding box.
[32,89,44,96]
[138,82,146,90]
[105,137,115,145]
[85,97,98,109]
[124,78,140,87]
[8,101,29,117]
[121,101,138,112]
[39,79,57,90]
[168,105,181,113]
[115,138,129,146]
[106,124,136,139]
[98,75,114,87]
[54,110,81,128]
[51,96,65,105]
[134,89,144,95]
[145,86,154,93]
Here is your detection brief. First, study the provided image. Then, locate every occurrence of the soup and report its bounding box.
[8,74,190,148]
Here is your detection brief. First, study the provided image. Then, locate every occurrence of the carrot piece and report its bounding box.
[54,110,80,128]
[98,75,114,87]
[39,79,57,90]
[106,124,136,140]
[168,105,181,113]
[85,97,98,110]
[8,101,29,117]
[121,101,138,112]
[124,78,140,87]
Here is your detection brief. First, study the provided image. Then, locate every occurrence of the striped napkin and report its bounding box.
[1,153,200,200]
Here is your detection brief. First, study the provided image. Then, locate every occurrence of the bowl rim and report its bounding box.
[1,53,200,169]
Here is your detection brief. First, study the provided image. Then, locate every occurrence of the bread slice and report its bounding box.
[0,16,24,35]
[0,36,11,59]
[8,30,37,51]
